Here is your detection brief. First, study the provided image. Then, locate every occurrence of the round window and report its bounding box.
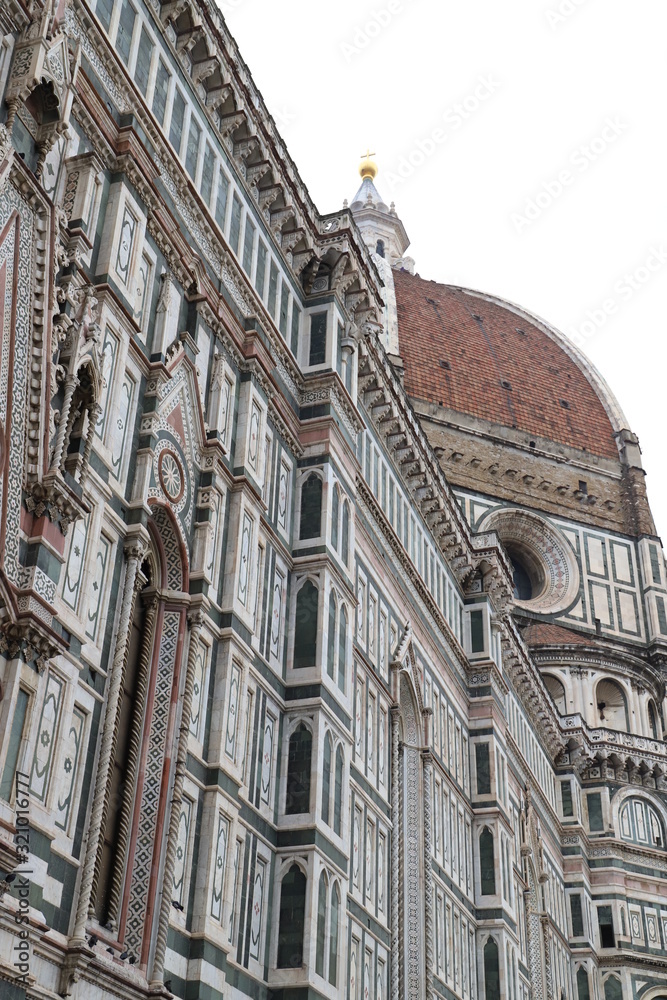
[480,508,580,614]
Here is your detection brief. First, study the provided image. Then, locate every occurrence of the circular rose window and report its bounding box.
[158,449,185,504]
[480,508,580,614]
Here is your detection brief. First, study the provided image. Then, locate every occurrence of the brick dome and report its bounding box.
[393,268,619,460]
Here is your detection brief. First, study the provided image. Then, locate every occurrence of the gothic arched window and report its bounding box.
[483,937,499,1000]
[480,827,496,895]
[294,581,318,669]
[277,864,306,968]
[376,239,385,258]
[576,967,591,1000]
[603,976,622,1000]
[299,473,322,540]
[286,724,312,814]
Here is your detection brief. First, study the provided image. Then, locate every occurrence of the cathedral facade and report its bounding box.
[0,1,665,999]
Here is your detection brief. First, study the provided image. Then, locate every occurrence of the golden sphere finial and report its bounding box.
[359,149,378,181]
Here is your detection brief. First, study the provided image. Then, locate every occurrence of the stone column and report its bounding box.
[51,373,79,472]
[106,592,157,929]
[79,401,102,485]
[390,705,400,1000]
[149,606,205,987]
[72,536,146,941]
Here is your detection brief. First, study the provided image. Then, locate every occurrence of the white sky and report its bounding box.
[221,0,667,540]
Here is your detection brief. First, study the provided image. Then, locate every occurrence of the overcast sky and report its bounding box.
[221,0,667,541]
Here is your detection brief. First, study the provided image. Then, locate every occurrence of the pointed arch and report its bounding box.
[294,578,319,669]
[286,722,312,814]
[277,863,307,968]
[299,471,323,540]
[480,827,496,895]
[576,966,591,1000]
[483,936,500,1000]
[148,501,189,591]
[315,869,327,977]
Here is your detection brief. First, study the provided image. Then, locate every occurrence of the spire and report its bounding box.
[348,155,410,265]
[347,156,413,361]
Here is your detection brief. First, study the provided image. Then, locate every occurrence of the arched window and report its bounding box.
[480,827,496,895]
[331,487,339,551]
[619,797,664,848]
[341,501,350,566]
[376,239,385,258]
[545,674,566,714]
[322,733,332,824]
[299,473,322,540]
[603,976,622,1000]
[338,605,347,692]
[576,967,591,1000]
[277,864,306,968]
[329,882,340,986]
[327,590,337,679]
[483,937,499,1000]
[648,699,659,740]
[294,581,318,669]
[333,745,344,836]
[315,870,327,977]
[596,679,628,730]
[286,724,311,814]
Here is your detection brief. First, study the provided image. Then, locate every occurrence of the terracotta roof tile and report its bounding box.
[393,269,618,460]
[522,622,594,646]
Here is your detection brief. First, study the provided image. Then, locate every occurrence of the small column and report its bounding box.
[106,592,158,928]
[71,535,147,941]
[150,606,205,987]
[390,705,400,1000]
[78,402,102,486]
[422,730,434,1000]
[51,374,79,472]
